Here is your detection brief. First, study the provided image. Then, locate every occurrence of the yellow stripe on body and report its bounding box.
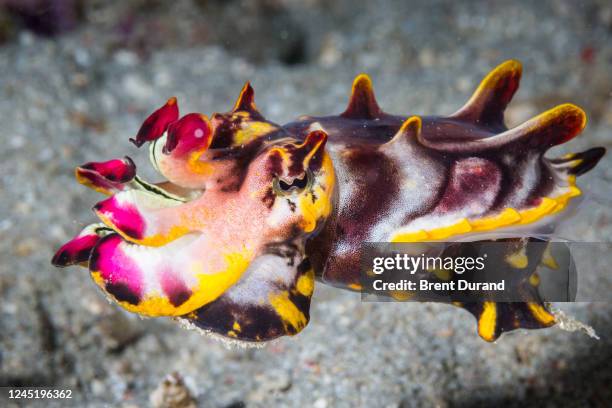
[391,176,581,243]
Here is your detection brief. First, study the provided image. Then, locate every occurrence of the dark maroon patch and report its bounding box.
[320,248,362,287]
[51,234,100,267]
[51,249,71,267]
[296,257,311,275]
[105,282,141,305]
[340,148,400,240]
[262,187,276,208]
[186,299,287,342]
[210,114,242,149]
[434,158,501,213]
[168,289,192,307]
[266,150,284,176]
[287,156,305,177]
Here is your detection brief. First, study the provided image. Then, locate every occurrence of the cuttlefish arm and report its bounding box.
[182,250,316,342]
[75,155,189,201]
[53,128,332,340]
[53,193,262,317]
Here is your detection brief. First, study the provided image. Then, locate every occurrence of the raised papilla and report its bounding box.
[53,60,605,343]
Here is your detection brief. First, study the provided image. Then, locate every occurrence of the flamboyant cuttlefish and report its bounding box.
[53,60,605,343]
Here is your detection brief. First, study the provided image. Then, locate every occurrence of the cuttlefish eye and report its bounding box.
[273,170,312,194]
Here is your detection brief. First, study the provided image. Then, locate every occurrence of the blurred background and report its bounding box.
[0,0,611,407]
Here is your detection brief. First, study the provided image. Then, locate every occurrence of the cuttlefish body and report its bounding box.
[53,60,605,343]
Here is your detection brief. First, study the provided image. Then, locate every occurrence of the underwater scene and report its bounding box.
[1,1,611,407]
